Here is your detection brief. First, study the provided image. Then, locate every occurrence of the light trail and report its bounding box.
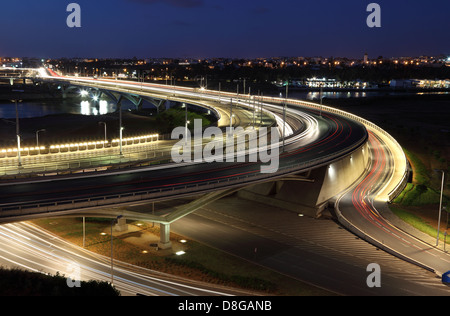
[0,222,252,296]
[336,131,450,278]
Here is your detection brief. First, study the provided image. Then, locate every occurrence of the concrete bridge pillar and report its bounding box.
[158,223,172,250]
[60,85,68,99]
[114,217,128,232]
[136,98,144,111]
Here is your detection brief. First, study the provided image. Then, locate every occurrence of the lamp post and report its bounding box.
[183,103,189,145]
[280,83,288,153]
[119,127,124,156]
[185,120,190,145]
[111,215,123,285]
[36,129,46,148]
[320,86,323,117]
[99,122,107,143]
[251,96,255,129]
[435,170,445,246]
[119,106,123,156]
[229,99,234,137]
[12,99,23,167]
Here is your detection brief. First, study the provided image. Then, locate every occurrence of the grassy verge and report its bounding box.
[390,206,445,237]
[392,147,449,244]
[393,183,447,206]
[402,148,430,186]
[32,217,333,296]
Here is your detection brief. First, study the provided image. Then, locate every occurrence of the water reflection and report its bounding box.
[306,91,367,101]
[0,90,448,119]
[80,100,111,116]
[0,99,116,119]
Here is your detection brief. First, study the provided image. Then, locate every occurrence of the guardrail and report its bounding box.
[0,80,374,218]
[0,138,163,178]
[334,202,435,274]
[240,94,409,202]
[0,126,367,220]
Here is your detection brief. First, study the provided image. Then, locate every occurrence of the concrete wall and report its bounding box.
[238,142,370,218]
[317,142,370,205]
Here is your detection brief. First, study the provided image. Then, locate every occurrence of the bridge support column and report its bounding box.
[61,86,67,99]
[114,217,128,232]
[158,223,172,250]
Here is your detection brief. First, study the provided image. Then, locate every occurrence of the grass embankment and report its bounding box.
[32,217,332,296]
[391,148,449,244]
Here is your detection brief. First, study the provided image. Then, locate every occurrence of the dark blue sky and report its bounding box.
[1,0,449,59]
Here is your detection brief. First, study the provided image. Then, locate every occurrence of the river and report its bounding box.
[0,90,448,119]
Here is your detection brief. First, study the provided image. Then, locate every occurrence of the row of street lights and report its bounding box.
[8,90,125,167]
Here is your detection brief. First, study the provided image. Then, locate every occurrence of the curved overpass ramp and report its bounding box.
[7,73,446,291]
[0,75,369,226]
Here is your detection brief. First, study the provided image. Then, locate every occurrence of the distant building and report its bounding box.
[390,79,420,89]
[417,79,450,89]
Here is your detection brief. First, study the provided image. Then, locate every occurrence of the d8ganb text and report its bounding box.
[223,300,272,311]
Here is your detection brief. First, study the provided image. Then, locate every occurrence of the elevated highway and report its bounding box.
[0,73,369,228]
[2,69,448,293]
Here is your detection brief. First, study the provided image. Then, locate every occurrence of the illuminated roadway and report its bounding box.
[0,221,260,296]
[1,69,448,295]
[0,72,368,222]
[335,130,450,279]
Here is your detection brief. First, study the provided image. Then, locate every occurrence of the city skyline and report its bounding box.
[1,0,449,59]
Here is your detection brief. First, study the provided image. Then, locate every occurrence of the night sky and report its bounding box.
[1,0,449,59]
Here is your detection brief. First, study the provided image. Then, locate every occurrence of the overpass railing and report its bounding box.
[225,92,409,202]
[0,125,368,219]
[0,79,377,218]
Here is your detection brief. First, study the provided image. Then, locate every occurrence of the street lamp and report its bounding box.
[185,120,190,145]
[320,86,323,117]
[435,169,445,246]
[111,215,123,285]
[229,114,235,132]
[119,105,123,156]
[119,127,124,156]
[280,84,288,153]
[229,98,234,137]
[11,99,23,167]
[99,122,107,142]
[36,129,46,148]
[183,103,190,145]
